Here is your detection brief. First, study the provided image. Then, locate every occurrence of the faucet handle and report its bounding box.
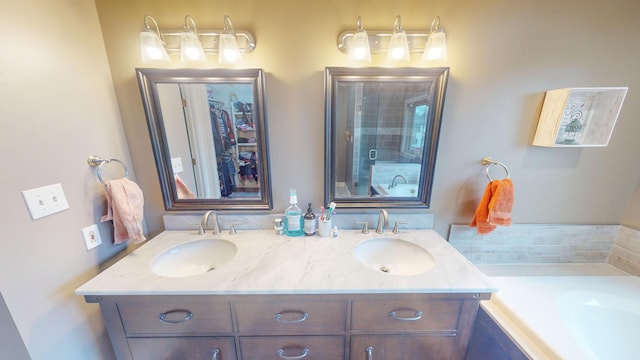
[356,221,369,234]
[229,224,237,235]
[392,221,408,234]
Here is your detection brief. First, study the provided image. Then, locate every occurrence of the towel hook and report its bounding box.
[87,155,129,185]
[481,156,510,181]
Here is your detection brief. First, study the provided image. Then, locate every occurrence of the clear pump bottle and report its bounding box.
[285,188,304,237]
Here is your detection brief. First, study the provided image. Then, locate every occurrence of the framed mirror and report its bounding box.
[136,68,272,210]
[324,67,449,208]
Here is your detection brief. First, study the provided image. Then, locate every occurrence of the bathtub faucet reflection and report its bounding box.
[389,175,408,189]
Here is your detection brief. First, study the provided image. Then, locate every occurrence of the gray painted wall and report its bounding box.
[95,0,640,237]
[1,0,128,358]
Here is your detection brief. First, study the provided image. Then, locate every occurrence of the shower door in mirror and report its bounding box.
[325,67,449,208]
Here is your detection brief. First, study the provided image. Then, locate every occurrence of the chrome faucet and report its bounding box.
[376,209,389,234]
[389,175,408,189]
[198,210,220,235]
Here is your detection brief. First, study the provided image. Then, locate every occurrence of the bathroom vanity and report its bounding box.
[76,229,495,360]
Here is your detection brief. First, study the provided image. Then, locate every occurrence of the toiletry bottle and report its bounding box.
[274,218,284,235]
[303,203,316,236]
[284,188,304,237]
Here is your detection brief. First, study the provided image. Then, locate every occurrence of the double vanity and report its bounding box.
[109,64,495,359]
[76,225,495,359]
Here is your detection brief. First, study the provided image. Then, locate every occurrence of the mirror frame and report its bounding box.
[136,68,273,211]
[324,67,449,209]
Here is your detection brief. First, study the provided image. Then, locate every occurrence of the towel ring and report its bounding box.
[481,156,510,181]
[87,155,129,185]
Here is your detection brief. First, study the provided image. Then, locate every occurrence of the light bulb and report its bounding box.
[423,31,447,62]
[349,29,371,63]
[386,29,410,63]
[219,33,241,64]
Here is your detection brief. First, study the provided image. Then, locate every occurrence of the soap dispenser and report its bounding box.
[303,203,316,236]
[284,188,303,237]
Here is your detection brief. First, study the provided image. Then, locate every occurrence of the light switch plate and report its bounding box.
[82,224,102,250]
[21,183,70,220]
[171,157,184,173]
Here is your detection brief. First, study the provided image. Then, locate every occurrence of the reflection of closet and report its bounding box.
[231,100,259,192]
[207,100,237,197]
[206,93,259,194]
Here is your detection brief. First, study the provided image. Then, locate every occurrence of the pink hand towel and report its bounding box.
[100,178,146,244]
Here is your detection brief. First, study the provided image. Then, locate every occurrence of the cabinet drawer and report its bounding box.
[129,336,236,360]
[350,335,462,360]
[240,336,344,360]
[118,297,233,335]
[235,300,347,334]
[351,299,462,333]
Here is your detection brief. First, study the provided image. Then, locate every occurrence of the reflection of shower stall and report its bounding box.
[343,83,405,196]
[339,82,430,197]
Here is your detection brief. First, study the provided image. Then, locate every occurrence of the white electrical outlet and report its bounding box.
[82,224,102,250]
[21,183,70,220]
[171,157,184,173]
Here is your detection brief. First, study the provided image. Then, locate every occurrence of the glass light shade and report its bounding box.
[386,30,410,63]
[218,33,241,64]
[140,29,169,63]
[349,30,371,63]
[423,30,448,62]
[180,30,206,63]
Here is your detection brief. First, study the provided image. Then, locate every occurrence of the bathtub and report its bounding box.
[480,266,640,360]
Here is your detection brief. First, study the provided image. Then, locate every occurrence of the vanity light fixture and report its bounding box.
[349,16,371,63]
[423,16,447,62]
[181,15,207,64]
[218,15,241,64]
[387,16,410,63]
[139,15,256,64]
[140,16,170,63]
[337,15,448,65]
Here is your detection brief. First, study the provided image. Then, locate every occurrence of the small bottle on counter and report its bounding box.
[274,218,284,235]
[303,203,316,236]
[284,188,303,237]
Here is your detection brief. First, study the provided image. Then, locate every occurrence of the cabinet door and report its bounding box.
[128,337,236,360]
[350,335,462,360]
[240,336,345,360]
[235,300,347,334]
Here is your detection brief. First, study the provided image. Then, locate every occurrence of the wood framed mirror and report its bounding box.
[324,67,449,208]
[136,68,272,210]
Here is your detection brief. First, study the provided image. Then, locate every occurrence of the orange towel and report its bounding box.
[175,174,196,199]
[100,178,146,244]
[470,178,514,235]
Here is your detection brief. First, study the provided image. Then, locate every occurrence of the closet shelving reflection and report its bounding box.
[230,98,258,191]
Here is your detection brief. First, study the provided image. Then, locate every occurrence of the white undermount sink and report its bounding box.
[151,239,237,278]
[354,237,435,276]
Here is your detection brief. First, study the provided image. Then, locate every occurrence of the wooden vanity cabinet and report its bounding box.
[349,294,483,360]
[86,292,486,360]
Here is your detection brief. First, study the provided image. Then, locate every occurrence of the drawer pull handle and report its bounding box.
[366,346,373,360]
[274,310,309,323]
[211,348,220,360]
[276,348,309,360]
[388,310,423,321]
[159,309,193,323]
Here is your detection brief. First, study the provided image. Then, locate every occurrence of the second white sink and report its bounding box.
[151,239,237,278]
[354,237,435,276]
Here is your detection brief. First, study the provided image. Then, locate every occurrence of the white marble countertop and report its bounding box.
[76,229,496,296]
